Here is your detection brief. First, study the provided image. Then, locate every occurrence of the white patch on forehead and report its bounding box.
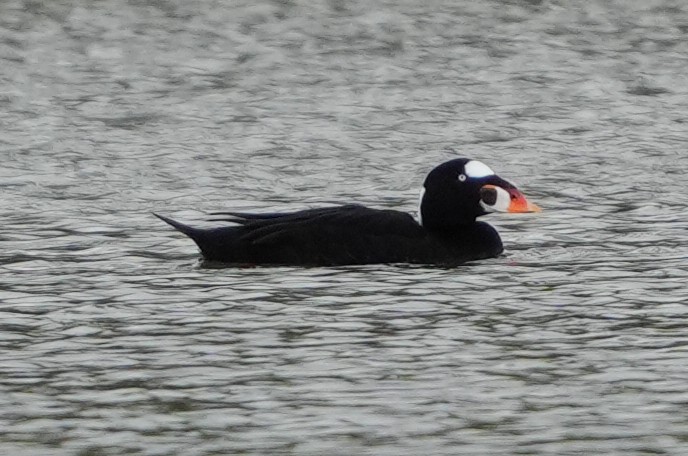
[464,160,495,179]
[417,187,426,226]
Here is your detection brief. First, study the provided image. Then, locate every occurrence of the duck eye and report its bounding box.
[458,174,467,182]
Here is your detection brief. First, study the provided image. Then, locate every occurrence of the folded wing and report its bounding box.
[203,205,425,265]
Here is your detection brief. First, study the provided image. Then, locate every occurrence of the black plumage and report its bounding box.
[155,158,539,266]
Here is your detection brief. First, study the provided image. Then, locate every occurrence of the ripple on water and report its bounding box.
[2,0,688,455]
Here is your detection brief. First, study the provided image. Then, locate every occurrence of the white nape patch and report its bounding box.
[480,186,511,213]
[417,187,426,226]
[464,160,495,179]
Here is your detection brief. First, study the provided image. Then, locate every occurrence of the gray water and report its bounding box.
[2,0,688,455]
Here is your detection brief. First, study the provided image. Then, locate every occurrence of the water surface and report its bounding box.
[2,1,688,455]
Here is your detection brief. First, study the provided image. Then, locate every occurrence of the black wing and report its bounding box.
[201,205,426,265]
[209,205,350,224]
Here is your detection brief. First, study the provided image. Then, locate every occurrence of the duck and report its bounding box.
[155,158,540,266]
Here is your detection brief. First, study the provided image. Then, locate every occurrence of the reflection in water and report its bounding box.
[1,0,688,455]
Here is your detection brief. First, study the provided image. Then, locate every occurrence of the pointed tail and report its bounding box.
[153,213,200,238]
[155,213,236,261]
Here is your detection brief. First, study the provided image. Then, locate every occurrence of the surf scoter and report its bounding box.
[155,158,540,266]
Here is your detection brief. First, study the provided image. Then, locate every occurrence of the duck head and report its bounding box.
[419,158,540,230]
